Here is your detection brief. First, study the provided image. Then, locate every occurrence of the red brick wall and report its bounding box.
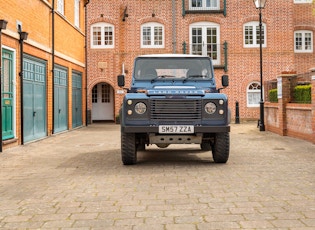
[293,3,315,73]
[265,74,315,144]
[86,0,315,121]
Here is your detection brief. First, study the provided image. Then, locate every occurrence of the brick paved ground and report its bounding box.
[0,122,314,230]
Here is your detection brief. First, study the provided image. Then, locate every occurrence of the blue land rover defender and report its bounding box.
[117,54,230,165]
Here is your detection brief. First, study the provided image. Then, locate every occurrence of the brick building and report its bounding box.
[86,0,314,123]
[0,0,88,150]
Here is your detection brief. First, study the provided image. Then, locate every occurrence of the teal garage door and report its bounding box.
[72,72,82,128]
[54,66,68,133]
[1,49,14,140]
[23,56,46,143]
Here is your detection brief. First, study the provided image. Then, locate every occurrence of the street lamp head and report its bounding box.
[0,19,8,30]
[253,0,267,9]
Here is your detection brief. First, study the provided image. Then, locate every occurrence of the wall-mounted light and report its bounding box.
[0,19,8,30]
[122,7,128,21]
[19,31,28,41]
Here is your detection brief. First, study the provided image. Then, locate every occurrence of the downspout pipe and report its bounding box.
[172,0,176,53]
[19,29,28,145]
[52,0,55,134]
[84,0,90,126]
[0,19,8,152]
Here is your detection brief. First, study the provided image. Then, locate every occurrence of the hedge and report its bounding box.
[269,88,278,102]
[294,85,311,103]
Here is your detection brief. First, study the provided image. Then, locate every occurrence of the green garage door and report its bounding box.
[23,56,46,143]
[72,72,82,128]
[54,66,68,133]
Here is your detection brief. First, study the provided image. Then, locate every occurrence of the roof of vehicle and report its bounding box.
[138,54,205,58]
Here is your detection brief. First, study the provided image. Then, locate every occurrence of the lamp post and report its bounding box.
[0,19,8,152]
[253,0,267,131]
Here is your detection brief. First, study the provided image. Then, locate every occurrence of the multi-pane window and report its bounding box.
[247,82,261,107]
[74,0,80,27]
[92,85,97,103]
[91,23,114,48]
[294,30,313,53]
[57,0,64,15]
[141,22,164,48]
[244,22,266,48]
[189,22,220,65]
[189,0,220,10]
[101,84,110,103]
[92,84,110,103]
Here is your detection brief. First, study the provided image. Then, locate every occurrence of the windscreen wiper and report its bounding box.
[183,75,204,83]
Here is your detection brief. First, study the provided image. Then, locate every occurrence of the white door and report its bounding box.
[190,22,220,65]
[92,83,114,121]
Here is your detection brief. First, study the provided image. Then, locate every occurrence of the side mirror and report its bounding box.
[221,75,229,87]
[117,75,125,87]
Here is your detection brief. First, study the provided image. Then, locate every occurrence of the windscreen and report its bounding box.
[134,57,214,81]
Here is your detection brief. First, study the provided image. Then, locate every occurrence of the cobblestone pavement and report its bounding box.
[0,122,314,230]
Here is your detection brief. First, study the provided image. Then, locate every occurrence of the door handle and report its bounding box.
[59,109,61,113]
[33,111,36,117]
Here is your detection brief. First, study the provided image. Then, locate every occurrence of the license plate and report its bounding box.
[159,125,194,134]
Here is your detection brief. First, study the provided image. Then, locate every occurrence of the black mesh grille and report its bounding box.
[151,99,201,120]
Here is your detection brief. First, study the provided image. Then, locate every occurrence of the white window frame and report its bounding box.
[74,0,80,28]
[189,0,220,10]
[243,21,267,48]
[189,22,221,65]
[141,22,164,48]
[90,22,114,49]
[247,81,262,107]
[293,0,312,3]
[294,30,313,53]
[57,0,64,15]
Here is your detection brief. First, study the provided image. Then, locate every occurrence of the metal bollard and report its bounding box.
[235,101,240,124]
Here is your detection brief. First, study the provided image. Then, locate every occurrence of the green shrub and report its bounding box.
[269,88,278,102]
[294,85,311,103]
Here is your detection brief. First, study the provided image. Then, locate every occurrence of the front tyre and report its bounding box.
[121,132,137,165]
[212,132,230,163]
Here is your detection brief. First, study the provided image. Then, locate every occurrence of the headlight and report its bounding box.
[134,102,147,114]
[205,102,216,114]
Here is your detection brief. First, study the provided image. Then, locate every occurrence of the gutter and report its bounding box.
[52,0,55,134]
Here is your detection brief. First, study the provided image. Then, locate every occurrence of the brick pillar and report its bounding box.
[277,75,294,136]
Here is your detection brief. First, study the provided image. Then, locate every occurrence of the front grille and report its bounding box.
[151,99,201,120]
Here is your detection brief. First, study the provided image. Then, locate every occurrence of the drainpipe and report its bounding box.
[172,0,176,53]
[0,19,8,152]
[19,28,28,145]
[52,0,55,134]
[84,0,90,126]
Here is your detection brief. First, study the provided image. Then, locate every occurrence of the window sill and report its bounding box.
[185,10,224,14]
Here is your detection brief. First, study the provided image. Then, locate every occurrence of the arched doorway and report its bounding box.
[91,82,114,121]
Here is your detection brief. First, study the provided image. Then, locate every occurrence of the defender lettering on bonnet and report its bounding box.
[117,54,230,165]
